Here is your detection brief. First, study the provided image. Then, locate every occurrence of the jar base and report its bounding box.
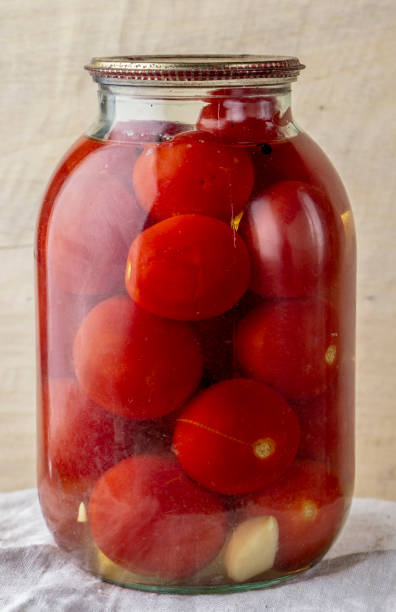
[97,566,310,594]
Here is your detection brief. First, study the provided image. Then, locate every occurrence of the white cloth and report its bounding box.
[0,490,395,611]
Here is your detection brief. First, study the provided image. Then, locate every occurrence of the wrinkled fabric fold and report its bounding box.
[0,491,395,611]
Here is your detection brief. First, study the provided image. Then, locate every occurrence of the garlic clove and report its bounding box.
[224,516,279,583]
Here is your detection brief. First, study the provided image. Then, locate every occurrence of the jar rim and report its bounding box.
[85,55,305,86]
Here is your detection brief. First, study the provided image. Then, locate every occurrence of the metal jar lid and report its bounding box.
[85,55,305,85]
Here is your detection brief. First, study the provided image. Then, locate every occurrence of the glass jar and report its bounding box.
[35,56,356,593]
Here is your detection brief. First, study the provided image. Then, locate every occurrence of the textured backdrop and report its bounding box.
[1,0,395,499]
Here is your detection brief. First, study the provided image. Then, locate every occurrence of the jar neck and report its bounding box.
[87,82,298,143]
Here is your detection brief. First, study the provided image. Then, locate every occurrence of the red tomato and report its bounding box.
[241,460,345,570]
[125,214,251,321]
[235,298,339,400]
[89,455,227,579]
[197,95,291,143]
[239,181,342,298]
[48,167,144,295]
[47,379,136,485]
[132,130,254,221]
[108,120,191,143]
[173,379,300,495]
[73,295,203,419]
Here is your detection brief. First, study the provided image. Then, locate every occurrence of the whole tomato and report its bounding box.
[197,94,291,143]
[239,181,342,298]
[235,298,339,400]
[173,379,300,495]
[73,295,203,419]
[241,460,345,570]
[132,130,254,222]
[89,455,227,580]
[125,214,251,321]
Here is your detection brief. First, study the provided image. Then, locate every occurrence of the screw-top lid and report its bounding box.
[85,55,305,85]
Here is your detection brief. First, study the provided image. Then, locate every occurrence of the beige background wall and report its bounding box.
[1,0,395,499]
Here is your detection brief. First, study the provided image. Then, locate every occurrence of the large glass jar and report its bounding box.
[35,56,356,593]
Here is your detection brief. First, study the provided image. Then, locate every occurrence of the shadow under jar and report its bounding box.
[35,55,356,593]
